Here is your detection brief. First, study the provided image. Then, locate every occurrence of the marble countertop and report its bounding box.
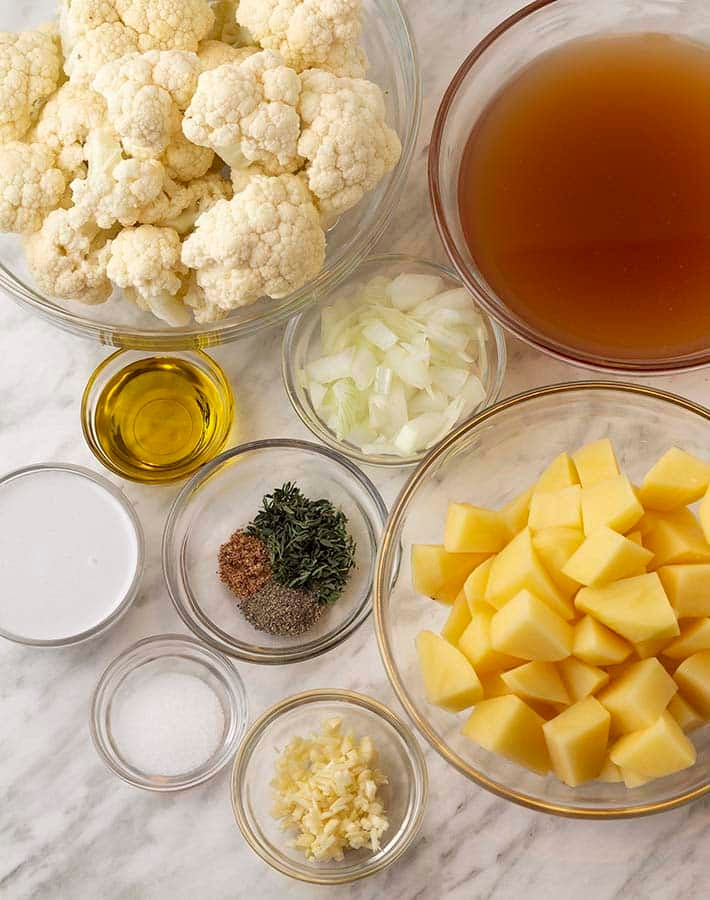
[1,2,709,898]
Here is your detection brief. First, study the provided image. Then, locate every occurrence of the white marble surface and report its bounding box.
[1,2,710,898]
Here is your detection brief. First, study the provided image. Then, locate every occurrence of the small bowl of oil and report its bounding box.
[82,350,235,484]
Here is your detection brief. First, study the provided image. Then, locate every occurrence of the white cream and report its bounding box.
[0,467,140,642]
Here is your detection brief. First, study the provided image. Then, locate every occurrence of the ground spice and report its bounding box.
[218,530,272,598]
[238,581,326,637]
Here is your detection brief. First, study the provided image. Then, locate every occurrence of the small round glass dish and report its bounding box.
[90,634,248,792]
[81,349,234,484]
[230,689,428,885]
[374,382,710,818]
[282,253,507,468]
[162,440,388,664]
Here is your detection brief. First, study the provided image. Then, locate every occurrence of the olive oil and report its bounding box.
[92,355,233,483]
[459,33,710,366]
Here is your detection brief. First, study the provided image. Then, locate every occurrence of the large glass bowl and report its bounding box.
[0,0,420,348]
[374,382,710,817]
[429,0,710,373]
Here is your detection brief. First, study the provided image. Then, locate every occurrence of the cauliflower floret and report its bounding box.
[207,1,254,46]
[197,40,256,72]
[93,50,201,159]
[0,142,66,234]
[0,30,63,143]
[159,172,233,232]
[183,49,301,173]
[181,171,325,320]
[297,68,401,223]
[161,131,214,182]
[32,82,107,179]
[25,208,113,304]
[107,224,190,324]
[237,0,366,77]
[64,22,141,87]
[117,0,215,52]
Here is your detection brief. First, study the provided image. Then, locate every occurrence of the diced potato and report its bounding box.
[637,506,698,538]
[485,528,574,620]
[461,695,551,774]
[562,527,653,586]
[644,514,710,568]
[444,503,510,553]
[572,439,620,488]
[440,592,472,645]
[673,650,710,718]
[700,487,710,543]
[657,564,710,618]
[535,452,579,493]
[491,589,573,662]
[463,557,495,613]
[609,712,696,777]
[626,530,644,546]
[622,769,653,788]
[542,697,610,786]
[575,573,679,643]
[573,616,632,666]
[502,661,570,705]
[499,486,533,535]
[580,474,644,536]
[532,527,583,598]
[667,693,705,732]
[411,544,486,603]
[415,630,483,712]
[638,447,710,512]
[528,486,582,532]
[479,671,512,699]
[458,608,521,675]
[663,618,710,660]
[559,656,609,702]
[633,637,672,659]
[597,757,624,783]
[598,658,677,734]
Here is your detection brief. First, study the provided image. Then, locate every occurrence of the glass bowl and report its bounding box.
[81,349,234,484]
[90,634,248,792]
[374,382,710,818]
[230,689,428,884]
[0,0,420,349]
[429,0,710,374]
[282,253,507,468]
[162,439,388,664]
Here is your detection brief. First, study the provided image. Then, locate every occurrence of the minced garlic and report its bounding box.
[270,717,390,861]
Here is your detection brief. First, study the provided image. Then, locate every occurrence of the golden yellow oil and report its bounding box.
[92,356,233,483]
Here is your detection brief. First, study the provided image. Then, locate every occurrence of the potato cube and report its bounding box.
[491,589,573,662]
[458,608,521,675]
[543,697,610,786]
[580,474,644,536]
[535,452,579,492]
[528,485,582,532]
[415,630,483,712]
[700,487,710,543]
[663,618,710,660]
[575,573,679,643]
[502,661,569,705]
[598,658,677,734]
[572,439,620,488]
[597,757,624,783]
[532,527,584,598]
[633,637,672,659]
[667,693,705,732]
[463,557,495,613]
[485,528,574,620]
[573,615,632,666]
[622,769,653,788]
[637,506,698,538]
[657,564,710,618]
[562,527,653,586]
[673,650,710,718]
[644,514,710,568]
[499,486,533,535]
[609,712,696,777]
[461,695,551,774]
[638,448,710,512]
[440,592,472,645]
[559,656,609,702]
[444,503,510,553]
[480,671,512,699]
[411,544,486,603]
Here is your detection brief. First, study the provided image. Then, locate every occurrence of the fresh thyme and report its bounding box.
[246,482,356,604]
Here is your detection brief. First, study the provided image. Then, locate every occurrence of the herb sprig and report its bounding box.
[246,483,356,605]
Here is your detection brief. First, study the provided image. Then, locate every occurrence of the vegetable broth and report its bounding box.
[459,33,710,363]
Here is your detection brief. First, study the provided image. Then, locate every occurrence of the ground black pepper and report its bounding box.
[239,581,325,637]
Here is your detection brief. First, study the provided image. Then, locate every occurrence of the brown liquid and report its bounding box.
[459,33,710,364]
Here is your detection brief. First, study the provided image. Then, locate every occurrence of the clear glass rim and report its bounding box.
[428,0,710,375]
[162,439,389,664]
[89,633,249,792]
[281,252,508,468]
[230,688,429,885]
[80,348,235,484]
[374,381,710,818]
[0,462,145,648]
